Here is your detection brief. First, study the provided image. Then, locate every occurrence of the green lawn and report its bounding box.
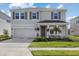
[32,50,79,56]
[29,42,79,47]
[66,35,79,41]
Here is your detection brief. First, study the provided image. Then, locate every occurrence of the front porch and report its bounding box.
[35,20,68,38]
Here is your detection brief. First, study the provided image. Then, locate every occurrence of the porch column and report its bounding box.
[47,25,50,38]
[28,11,30,20]
[65,25,68,36]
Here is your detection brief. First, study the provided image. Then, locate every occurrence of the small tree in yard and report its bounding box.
[3,29,9,35]
[0,29,10,40]
[51,25,61,37]
[3,29,9,37]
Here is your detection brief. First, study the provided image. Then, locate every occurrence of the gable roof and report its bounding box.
[0,10,11,23]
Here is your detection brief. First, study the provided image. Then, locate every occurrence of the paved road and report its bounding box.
[0,38,33,56]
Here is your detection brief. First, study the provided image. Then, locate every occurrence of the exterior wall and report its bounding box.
[70,16,79,35]
[0,11,11,22]
[11,8,67,38]
[37,23,68,37]
[11,8,66,21]
[0,11,11,36]
[0,19,11,36]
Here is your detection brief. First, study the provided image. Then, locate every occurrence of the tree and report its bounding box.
[3,29,9,35]
[51,25,61,37]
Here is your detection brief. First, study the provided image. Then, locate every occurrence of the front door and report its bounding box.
[40,26,47,37]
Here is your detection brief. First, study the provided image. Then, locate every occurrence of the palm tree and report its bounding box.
[51,25,61,37]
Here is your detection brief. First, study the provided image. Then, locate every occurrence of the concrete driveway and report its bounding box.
[0,38,33,56]
[1,38,34,43]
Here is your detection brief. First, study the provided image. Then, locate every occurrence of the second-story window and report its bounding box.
[54,13,58,19]
[15,13,19,19]
[32,12,37,19]
[51,12,61,19]
[21,13,25,19]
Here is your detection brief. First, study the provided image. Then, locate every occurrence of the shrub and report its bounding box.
[3,29,9,35]
[33,36,73,42]
[0,29,10,41]
[65,36,79,42]
[33,37,48,42]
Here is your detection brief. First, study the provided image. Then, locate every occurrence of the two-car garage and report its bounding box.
[12,28,36,38]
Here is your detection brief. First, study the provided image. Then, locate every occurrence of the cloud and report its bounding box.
[9,3,36,9]
[67,16,77,20]
[45,4,51,8]
[57,4,64,9]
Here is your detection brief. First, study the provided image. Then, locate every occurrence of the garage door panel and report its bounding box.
[13,28,36,38]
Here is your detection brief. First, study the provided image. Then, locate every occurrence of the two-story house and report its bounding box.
[70,16,79,35]
[10,8,68,38]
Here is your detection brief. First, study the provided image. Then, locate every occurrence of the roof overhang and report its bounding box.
[37,20,68,25]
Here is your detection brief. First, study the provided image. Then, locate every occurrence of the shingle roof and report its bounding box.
[38,20,67,23]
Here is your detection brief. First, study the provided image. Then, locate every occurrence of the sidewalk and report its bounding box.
[29,47,79,51]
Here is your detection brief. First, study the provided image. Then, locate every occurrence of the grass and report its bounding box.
[67,35,79,39]
[32,50,79,56]
[66,35,79,41]
[29,42,79,47]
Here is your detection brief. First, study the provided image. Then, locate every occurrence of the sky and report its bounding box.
[0,3,79,28]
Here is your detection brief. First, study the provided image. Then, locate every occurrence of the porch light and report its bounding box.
[47,29,49,31]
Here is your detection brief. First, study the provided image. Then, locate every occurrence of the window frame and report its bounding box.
[21,12,25,19]
[15,12,19,19]
[51,12,61,19]
[53,12,59,19]
[32,12,37,19]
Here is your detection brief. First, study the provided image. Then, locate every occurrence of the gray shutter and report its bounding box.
[25,12,27,19]
[59,12,61,19]
[30,12,32,19]
[51,12,53,19]
[13,12,15,19]
[37,12,39,19]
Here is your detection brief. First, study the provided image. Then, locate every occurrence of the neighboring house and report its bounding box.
[0,10,11,36]
[70,16,79,35]
[10,8,68,38]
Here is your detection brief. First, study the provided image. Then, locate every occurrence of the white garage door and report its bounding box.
[13,28,36,38]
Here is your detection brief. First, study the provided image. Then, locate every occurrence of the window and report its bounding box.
[51,12,61,19]
[30,12,39,19]
[54,13,58,19]
[32,12,37,19]
[21,13,24,19]
[15,13,19,19]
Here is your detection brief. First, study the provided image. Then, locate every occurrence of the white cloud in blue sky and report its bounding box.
[9,3,36,9]
[57,4,64,9]
[45,4,51,8]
